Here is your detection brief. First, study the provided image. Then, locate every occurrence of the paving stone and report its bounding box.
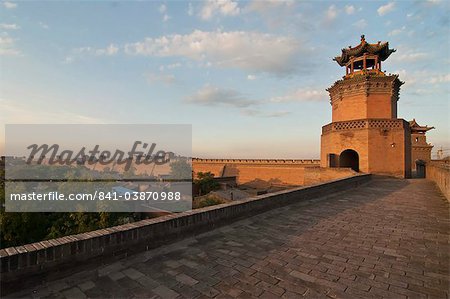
[192,282,221,297]
[122,267,145,280]
[176,273,199,286]
[136,275,160,289]
[61,287,87,299]
[97,262,125,277]
[152,285,179,299]
[47,281,70,292]
[130,287,159,298]
[256,281,285,296]
[117,276,141,290]
[107,271,126,281]
[77,280,95,292]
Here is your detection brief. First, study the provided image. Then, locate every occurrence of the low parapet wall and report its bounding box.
[427,160,450,200]
[0,174,370,293]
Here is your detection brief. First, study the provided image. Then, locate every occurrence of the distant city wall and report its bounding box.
[0,174,371,293]
[427,160,450,200]
[192,158,356,186]
[192,158,322,185]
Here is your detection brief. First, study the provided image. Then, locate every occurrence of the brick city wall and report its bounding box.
[426,160,450,200]
[0,174,371,292]
[192,159,321,185]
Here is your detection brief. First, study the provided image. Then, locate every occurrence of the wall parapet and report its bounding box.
[192,158,320,165]
[427,160,450,200]
[0,174,370,293]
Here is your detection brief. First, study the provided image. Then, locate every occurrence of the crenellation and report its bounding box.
[192,158,320,165]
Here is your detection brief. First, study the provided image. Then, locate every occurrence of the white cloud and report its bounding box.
[158,4,170,21]
[65,44,119,62]
[353,19,368,30]
[241,109,290,118]
[265,111,290,117]
[270,88,327,103]
[0,23,19,30]
[185,85,257,108]
[345,5,355,15]
[388,26,406,36]
[38,22,49,29]
[325,5,338,22]
[187,3,194,16]
[395,69,417,86]
[63,56,74,64]
[2,1,17,9]
[160,62,182,71]
[246,0,294,14]
[0,32,20,55]
[429,74,450,84]
[95,44,119,56]
[377,2,395,16]
[390,48,427,62]
[200,0,240,20]
[394,69,430,88]
[124,30,305,75]
[73,44,119,56]
[247,75,256,80]
[245,0,296,29]
[1,98,105,124]
[396,52,427,61]
[145,72,176,85]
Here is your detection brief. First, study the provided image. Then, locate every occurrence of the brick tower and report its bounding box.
[409,119,434,171]
[321,35,412,178]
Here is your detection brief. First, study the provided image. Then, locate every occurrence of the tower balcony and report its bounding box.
[345,54,384,78]
[322,118,409,135]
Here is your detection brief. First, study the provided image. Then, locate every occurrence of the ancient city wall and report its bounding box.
[192,159,322,185]
[427,161,450,200]
[0,174,371,293]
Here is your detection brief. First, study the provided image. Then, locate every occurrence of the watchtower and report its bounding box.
[321,35,412,178]
[409,119,434,171]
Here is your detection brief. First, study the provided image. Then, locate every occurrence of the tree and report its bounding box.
[194,172,219,195]
[169,158,192,180]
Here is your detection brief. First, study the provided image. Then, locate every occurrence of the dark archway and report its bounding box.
[415,160,426,178]
[339,149,359,172]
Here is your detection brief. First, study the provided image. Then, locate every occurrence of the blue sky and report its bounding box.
[1,0,449,158]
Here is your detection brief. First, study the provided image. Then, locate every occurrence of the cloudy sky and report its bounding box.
[1,0,449,158]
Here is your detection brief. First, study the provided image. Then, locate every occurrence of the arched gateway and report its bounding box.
[339,149,359,172]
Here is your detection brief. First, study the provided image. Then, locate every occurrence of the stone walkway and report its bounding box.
[8,178,450,298]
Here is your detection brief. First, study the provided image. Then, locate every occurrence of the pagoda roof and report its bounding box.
[334,35,396,66]
[409,119,435,133]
